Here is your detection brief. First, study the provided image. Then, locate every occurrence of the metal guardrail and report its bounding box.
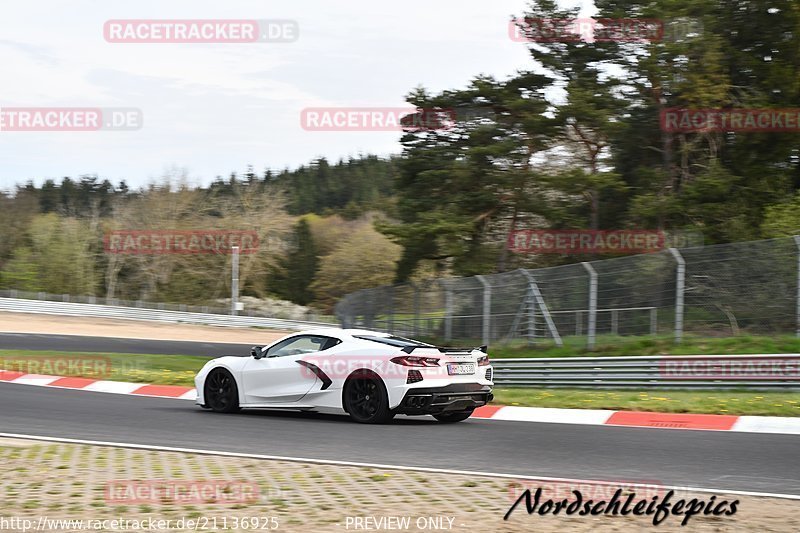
[492,354,800,389]
[0,297,335,331]
[0,289,337,323]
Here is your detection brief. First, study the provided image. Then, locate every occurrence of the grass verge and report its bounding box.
[0,349,210,386]
[1,349,797,416]
[491,333,800,359]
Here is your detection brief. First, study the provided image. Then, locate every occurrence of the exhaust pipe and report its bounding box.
[407,396,427,408]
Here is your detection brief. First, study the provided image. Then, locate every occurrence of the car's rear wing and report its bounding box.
[401,345,487,354]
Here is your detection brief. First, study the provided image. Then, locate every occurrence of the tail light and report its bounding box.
[477,355,490,366]
[390,356,440,367]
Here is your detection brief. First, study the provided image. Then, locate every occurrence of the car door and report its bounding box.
[240,335,332,404]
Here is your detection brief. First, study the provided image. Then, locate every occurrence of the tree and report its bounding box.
[762,192,800,237]
[0,188,38,267]
[306,214,362,257]
[592,0,798,239]
[268,219,319,305]
[311,225,401,311]
[0,247,42,291]
[0,214,99,295]
[275,155,399,216]
[381,72,562,280]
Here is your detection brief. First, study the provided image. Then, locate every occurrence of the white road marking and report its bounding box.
[83,380,145,394]
[487,406,614,424]
[178,389,198,400]
[733,416,800,435]
[10,375,60,386]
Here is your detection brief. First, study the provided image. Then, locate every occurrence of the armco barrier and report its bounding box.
[0,297,333,331]
[491,354,800,389]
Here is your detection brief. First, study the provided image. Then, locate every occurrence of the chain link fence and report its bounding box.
[335,237,800,347]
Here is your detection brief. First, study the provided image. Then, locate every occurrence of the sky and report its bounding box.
[0,0,598,190]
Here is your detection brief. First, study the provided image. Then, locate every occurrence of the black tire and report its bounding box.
[433,409,474,423]
[343,370,394,424]
[204,368,240,413]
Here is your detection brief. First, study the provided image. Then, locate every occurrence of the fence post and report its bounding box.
[795,236,800,337]
[443,283,453,343]
[475,275,491,346]
[581,262,597,350]
[413,283,420,337]
[528,290,537,345]
[650,307,657,335]
[519,270,563,346]
[669,248,685,344]
[231,246,240,316]
[387,286,394,334]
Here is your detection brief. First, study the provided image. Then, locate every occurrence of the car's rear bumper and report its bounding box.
[395,383,493,415]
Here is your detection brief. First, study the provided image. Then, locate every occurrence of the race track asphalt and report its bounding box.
[0,332,249,357]
[1,382,798,496]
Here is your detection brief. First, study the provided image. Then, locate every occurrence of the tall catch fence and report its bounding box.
[335,237,800,348]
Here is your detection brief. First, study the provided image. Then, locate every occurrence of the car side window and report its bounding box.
[321,337,341,351]
[266,335,340,357]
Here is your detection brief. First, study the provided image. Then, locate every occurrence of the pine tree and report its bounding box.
[267,219,319,305]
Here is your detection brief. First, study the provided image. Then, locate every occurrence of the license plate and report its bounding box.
[447,363,475,375]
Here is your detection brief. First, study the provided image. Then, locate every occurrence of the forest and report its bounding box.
[1,0,798,311]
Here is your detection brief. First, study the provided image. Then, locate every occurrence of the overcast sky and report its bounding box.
[0,0,594,190]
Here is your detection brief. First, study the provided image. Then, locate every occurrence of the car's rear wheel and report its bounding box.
[344,370,394,424]
[204,368,240,413]
[433,409,474,423]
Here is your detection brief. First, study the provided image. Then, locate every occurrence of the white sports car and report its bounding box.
[194,328,493,423]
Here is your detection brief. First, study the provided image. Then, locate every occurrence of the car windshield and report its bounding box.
[353,335,434,348]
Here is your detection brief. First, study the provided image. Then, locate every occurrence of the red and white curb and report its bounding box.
[2,370,799,435]
[0,370,196,400]
[473,405,800,434]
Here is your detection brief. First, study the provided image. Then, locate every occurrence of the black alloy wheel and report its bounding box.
[344,371,394,424]
[204,368,241,413]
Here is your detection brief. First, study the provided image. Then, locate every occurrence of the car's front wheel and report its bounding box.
[433,410,474,423]
[343,370,394,424]
[204,368,240,413]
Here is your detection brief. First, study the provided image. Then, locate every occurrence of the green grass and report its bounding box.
[492,388,800,417]
[0,349,210,385]
[2,344,798,416]
[490,333,800,359]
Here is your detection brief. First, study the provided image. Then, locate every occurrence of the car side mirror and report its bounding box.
[251,346,265,359]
